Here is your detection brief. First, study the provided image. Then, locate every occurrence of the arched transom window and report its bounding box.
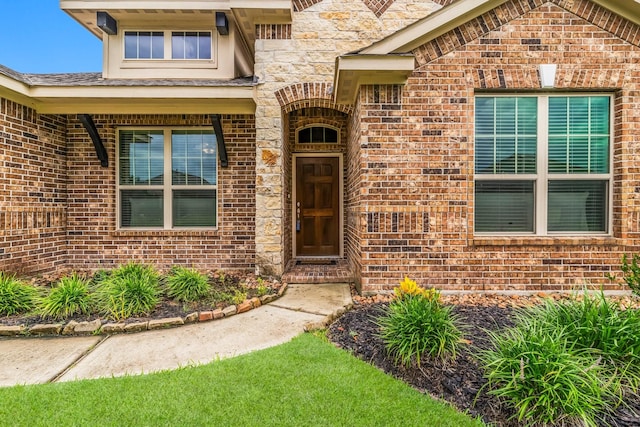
[297,125,339,144]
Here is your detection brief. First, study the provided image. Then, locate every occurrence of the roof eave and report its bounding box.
[333,54,415,105]
[0,76,256,114]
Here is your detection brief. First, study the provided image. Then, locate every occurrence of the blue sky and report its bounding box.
[0,1,102,73]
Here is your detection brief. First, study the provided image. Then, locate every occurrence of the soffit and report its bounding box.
[60,1,292,41]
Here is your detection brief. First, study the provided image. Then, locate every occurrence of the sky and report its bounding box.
[0,0,102,73]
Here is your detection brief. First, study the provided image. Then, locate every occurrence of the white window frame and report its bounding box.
[474,93,613,236]
[121,29,217,68]
[116,127,219,230]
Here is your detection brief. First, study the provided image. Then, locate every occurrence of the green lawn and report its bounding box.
[0,333,483,427]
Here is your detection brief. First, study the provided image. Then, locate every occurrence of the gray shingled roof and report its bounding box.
[0,64,256,87]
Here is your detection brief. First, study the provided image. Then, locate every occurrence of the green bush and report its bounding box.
[0,272,38,316]
[620,253,640,297]
[40,273,92,319]
[97,262,160,320]
[166,267,210,302]
[520,292,640,391]
[481,325,613,427]
[377,291,463,367]
[480,292,640,426]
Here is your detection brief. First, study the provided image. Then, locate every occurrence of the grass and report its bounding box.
[96,262,161,320]
[0,334,483,427]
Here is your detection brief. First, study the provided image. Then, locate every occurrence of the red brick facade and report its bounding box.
[352,1,640,293]
[0,99,68,274]
[3,0,640,295]
[0,106,256,275]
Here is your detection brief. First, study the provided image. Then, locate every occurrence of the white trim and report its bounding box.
[474,93,614,237]
[292,153,344,259]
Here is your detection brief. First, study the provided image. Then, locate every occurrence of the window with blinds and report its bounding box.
[474,95,611,235]
[118,129,217,229]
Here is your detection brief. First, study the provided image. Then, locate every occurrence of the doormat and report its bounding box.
[296,260,337,266]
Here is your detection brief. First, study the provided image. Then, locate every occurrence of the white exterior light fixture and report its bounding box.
[539,64,557,88]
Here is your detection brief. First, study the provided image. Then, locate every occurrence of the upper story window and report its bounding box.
[474,95,612,235]
[124,32,164,59]
[172,32,212,59]
[297,125,339,144]
[118,129,218,229]
[123,31,213,61]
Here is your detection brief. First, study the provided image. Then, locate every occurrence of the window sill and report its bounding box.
[470,236,619,247]
[113,228,219,237]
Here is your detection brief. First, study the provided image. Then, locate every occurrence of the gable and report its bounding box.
[334,0,640,103]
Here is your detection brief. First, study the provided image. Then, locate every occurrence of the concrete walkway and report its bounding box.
[0,283,352,387]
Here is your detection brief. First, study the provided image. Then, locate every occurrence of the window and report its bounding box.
[123,31,212,60]
[118,129,217,229]
[124,32,164,59]
[297,126,339,144]
[474,95,611,235]
[172,32,212,59]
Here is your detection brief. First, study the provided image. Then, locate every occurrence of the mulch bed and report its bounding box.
[0,271,282,328]
[328,297,640,427]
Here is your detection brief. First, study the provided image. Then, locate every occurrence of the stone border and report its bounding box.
[0,285,287,338]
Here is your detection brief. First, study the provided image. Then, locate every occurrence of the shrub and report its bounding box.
[0,272,38,316]
[97,263,160,320]
[377,278,463,367]
[40,273,92,319]
[166,267,210,302]
[481,325,613,427]
[619,253,640,297]
[518,292,640,392]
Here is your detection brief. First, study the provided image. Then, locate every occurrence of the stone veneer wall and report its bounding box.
[253,0,441,276]
[0,98,68,274]
[355,0,640,293]
[65,114,256,272]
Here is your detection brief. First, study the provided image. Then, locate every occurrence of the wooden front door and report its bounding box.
[295,156,340,257]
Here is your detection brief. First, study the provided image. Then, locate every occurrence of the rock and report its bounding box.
[62,320,79,335]
[212,309,224,319]
[101,323,125,334]
[29,324,63,335]
[222,305,237,317]
[124,322,148,333]
[260,294,277,304]
[250,297,261,308]
[148,317,184,330]
[0,325,26,336]
[184,312,198,323]
[74,319,102,335]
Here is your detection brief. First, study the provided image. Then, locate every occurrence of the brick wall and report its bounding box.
[0,98,68,274]
[353,2,640,293]
[65,114,256,273]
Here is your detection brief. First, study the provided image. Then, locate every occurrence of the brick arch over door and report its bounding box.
[275,82,353,115]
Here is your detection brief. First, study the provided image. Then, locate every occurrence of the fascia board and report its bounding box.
[361,0,509,54]
[591,0,640,26]
[28,85,255,100]
[334,54,415,105]
[34,98,256,114]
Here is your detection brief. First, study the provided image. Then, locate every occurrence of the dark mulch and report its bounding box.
[1,272,280,327]
[328,303,640,427]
